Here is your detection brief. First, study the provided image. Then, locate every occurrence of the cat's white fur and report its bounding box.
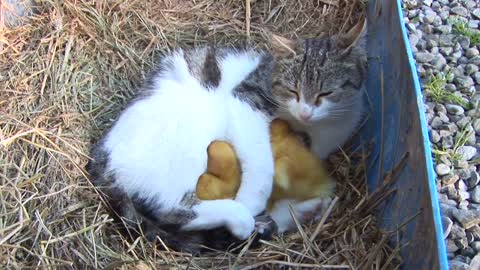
[285,90,365,159]
[103,49,274,240]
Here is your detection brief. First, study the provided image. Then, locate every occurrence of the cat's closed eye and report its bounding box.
[288,90,299,101]
[315,91,333,105]
[341,80,358,89]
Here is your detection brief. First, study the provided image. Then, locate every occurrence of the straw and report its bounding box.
[0,0,402,268]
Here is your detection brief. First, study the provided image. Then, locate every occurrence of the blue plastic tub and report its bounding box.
[360,0,448,269]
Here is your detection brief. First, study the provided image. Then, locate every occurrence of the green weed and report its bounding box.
[452,19,480,45]
[424,74,467,106]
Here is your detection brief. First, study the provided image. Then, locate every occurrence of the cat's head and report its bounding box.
[271,19,367,124]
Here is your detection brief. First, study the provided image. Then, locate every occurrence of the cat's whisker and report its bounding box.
[257,91,290,111]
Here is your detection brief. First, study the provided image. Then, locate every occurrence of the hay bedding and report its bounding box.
[0,0,402,269]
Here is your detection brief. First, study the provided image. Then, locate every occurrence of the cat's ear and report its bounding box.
[270,34,299,57]
[337,18,367,55]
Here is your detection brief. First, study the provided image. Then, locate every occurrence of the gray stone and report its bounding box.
[457,36,471,50]
[467,231,475,243]
[456,117,471,129]
[474,72,480,85]
[459,200,469,209]
[453,208,480,229]
[422,0,432,6]
[451,6,469,17]
[439,34,455,46]
[471,241,480,252]
[441,202,457,218]
[470,254,480,270]
[448,239,460,253]
[469,203,480,211]
[447,185,460,200]
[435,24,451,34]
[417,39,427,51]
[458,56,469,65]
[467,172,480,188]
[440,46,453,56]
[438,130,453,138]
[432,54,447,70]
[442,136,454,148]
[416,52,435,63]
[459,190,471,201]
[467,225,480,240]
[432,16,442,27]
[409,33,421,48]
[457,179,468,191]
[422,24,435,34]
[463,86,476,95]
[440,155,452,166]
[446,104,465,115]
[442,173,460,185]
[473,118,480,134]
[446,83,457,92]
[448,114,464,123]
[435,103,447,114]
[453,66,465,77]
[423,10,436,24]
[430,116,444,128]
[426,112,434,124]
[465,64,479,75]
[430,129,441,143]
[443,216,453,238]
[436,163,451,176]
[457,168,473,180]
[473,9,480,20]
[471,186,480,203]
[439,130,452,138]
[416,64,426,76]
[439,112,451,122]
[452,51,464,63]
[466,48,480,58]
[408,9,420,18]
[451,223,467,239]
[407,23,417,32]
[470,55,480,65]
[469,20,479,29]
[454,76,475,89]
[462,247,476,259]
[454,160,469,169]
[464,0,477,9]
[455,238,469,250]
[439,10,450,21]
[449,260,469,270]
[439,123,458,132]
[456,146,477,161]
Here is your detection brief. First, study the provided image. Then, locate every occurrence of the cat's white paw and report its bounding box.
[226,207,255,240]
[235,190,269,216]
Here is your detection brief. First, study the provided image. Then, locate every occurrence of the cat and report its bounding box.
[87,47,279,253]
[264,18,368,231]
[271,18,367,160]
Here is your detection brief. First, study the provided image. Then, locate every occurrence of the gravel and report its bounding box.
[437,163,451,176]
[456,146,477,161]
[405,0,480,264]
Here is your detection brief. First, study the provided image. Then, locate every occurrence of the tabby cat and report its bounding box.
[87,18,368,253]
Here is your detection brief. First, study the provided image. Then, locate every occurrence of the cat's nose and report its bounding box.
[299,111,312,121]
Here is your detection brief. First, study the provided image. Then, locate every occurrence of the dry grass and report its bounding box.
[0,0,402,269]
